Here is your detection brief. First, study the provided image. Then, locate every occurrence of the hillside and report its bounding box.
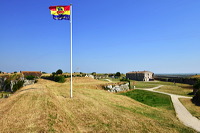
[0,77,196,132]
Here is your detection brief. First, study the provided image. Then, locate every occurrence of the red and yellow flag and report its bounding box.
[49,5,70,20]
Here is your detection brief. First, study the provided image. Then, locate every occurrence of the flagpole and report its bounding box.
[70,4,73,98]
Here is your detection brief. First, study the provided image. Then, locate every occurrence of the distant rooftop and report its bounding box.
[20,71,42,77]
[127,71,153,74]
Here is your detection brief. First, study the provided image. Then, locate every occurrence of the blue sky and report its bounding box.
[1,0,200,74]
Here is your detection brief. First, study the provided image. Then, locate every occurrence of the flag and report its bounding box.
[49,5,70,20]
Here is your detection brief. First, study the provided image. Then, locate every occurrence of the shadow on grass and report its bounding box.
[191,97,200,106]
[188,92,194,96]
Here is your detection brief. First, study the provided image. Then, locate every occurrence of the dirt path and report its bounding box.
[139,85,200,132]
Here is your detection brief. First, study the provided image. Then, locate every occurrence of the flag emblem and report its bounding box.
[49,5,70,20]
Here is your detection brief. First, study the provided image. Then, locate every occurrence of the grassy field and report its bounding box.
[0,77,196,132]
[180,98,200,120]
[120,89,174,110]
[156,85,193,96]
[129,80,194,96]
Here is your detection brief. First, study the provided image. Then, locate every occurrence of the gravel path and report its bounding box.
[139,85,200,132]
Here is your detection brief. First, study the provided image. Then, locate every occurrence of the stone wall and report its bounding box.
[23,80,35,86]
[0,77,3,90]
[0,77,35,92]
[154,77,198,85]
[104,83,130,92]
[0,77,7,91]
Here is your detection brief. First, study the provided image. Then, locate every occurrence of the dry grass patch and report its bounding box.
[180,98,200,119]
[0,77,196,132]
[191,75,200,78]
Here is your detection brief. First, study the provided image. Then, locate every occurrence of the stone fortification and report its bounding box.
[104,83,130,92]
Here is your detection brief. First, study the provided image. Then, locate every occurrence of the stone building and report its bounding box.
[126,71,154,81]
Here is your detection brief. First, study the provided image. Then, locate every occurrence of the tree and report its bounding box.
[52,72,56,76]
[115,72,121,77]
[56,69,63,75]
[91,72,96,76]
[193,79,200,94]
[192,80,200,105]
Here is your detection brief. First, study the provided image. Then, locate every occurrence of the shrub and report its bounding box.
[54,75,65,83]
[192,90,200,105]
[12,80,24,92]
[120,78,130,82]
[26,75,35,80]
[4,79,11,91]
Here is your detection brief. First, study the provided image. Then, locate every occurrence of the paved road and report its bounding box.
[139,85,200,132]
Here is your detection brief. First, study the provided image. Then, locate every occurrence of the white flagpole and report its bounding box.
[70,4,73,98]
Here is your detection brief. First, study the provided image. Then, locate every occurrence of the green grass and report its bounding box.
[156,85,194,97]
[118,90,197,132]
[133,82,158,88]
[131,81,194,96]
[131,80,174,88]
[120,89,174,110]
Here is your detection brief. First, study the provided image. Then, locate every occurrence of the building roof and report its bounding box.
[126,71,153,74]
[21,71,42,77]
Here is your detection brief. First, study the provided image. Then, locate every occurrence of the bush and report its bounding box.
[4,79,11,91]
[120,78,130,82]
[12,80,24,92]
[26,75,35,80]
[192,90,200,106]
[54,75,65,83]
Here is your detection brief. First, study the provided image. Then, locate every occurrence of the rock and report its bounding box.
[23,80,35,86]
[105,83,130,93]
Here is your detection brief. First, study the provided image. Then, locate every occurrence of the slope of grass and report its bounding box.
[0,77,196,132]
[132,80,193,96]
[133,81,174,88]
[155,85,193,97]
[120,89,173,110]
[180,98,200,120]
